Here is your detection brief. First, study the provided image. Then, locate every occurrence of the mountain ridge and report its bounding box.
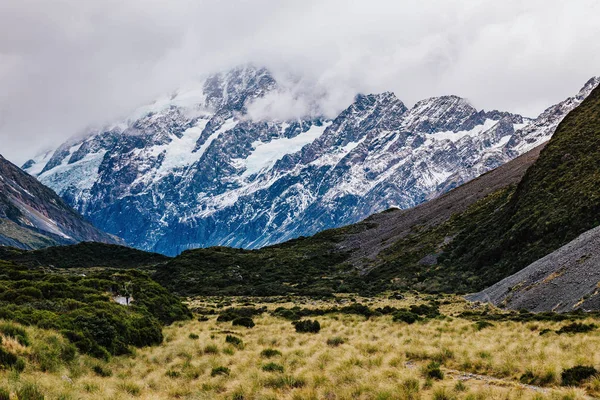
[23,66,599,255]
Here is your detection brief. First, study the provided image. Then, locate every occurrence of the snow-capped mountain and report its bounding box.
[23,66,599,255]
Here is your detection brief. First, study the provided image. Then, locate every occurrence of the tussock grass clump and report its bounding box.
[16,383,44,400]
[423,361,444,380]
[91,364,112,377]
[225,335,244,348]
[31,334,77,372]
[261,362,284,373]
[293,320,320,333]
[0,387,9,400]
[561,365,598,386]
[326,336,345,347]
[203,344,219,355]
[165,368,181,378]
[401,378,420,399]
[0,322,30,346]
[263,375,306,389]
[454,381,467,392]
[260,348,282,358]
[211,366,230,377]
[0,347,24,371]
[117,381,141,396]
[432,387,457,400]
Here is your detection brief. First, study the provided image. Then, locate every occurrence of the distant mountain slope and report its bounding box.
[0,241,168,269]
[467,225,600,312]
[152,143,544,296]
[24,66,597,255]
[0,154,119,249]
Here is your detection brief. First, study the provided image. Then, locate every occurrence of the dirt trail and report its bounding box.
[406,362,595,398]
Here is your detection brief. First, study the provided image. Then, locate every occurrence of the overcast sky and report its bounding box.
[1,0,600,165]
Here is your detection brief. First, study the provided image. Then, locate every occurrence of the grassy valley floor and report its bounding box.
[1,294,600,399]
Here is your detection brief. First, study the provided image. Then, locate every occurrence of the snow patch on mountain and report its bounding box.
[243,121,332,177]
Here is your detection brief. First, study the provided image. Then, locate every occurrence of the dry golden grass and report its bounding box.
[0,295,599,399]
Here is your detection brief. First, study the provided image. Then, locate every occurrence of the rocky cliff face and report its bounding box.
[23,66,599,255]
[0,154,119,249]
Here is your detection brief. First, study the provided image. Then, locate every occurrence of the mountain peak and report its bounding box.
[203,64,277,111]
[576,76,600,101]
[402,95,482,134]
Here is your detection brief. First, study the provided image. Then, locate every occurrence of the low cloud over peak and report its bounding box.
[1,0,600,164]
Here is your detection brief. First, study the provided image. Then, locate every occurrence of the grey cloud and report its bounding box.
[1,0,599,164]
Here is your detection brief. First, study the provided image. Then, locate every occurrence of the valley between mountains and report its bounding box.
[2,69,600,399]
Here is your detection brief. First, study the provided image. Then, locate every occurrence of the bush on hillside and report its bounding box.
[561,365,598,386]
[0,261,191,358]
[232,317,255,328]
[293,320,320,333]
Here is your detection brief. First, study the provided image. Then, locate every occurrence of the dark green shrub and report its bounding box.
[203,344,219,355]
[197,316,210,322]
[293,320,320,333]
[117,382,141,396]
[0,347,24,371]
[409,303,440,318]
[217,307,266,322]
[92,364,112,377]
[393,311,419,324]
[16,383,44,400]
[225,335,244,348]
[232,317,255,328]
[423,361,444,380]
[474,321,494,330]
[539,328,553,336]
[188,333,199,340]
[260,348,282,358]
[326,337,345,347]
[557,323,597,335]
[561,365,598,386]
[0,264,191,359]
[262,362,284,373]
[211,366,230,377]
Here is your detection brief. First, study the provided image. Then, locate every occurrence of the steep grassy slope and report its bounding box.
[436,83,600,289]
